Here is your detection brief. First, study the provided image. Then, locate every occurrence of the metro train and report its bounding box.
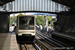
[16,15,36,43]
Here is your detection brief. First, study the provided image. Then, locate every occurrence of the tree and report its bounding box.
[47,16,54,27]
[36,15,46,27]
[36,15,54,27]
[10,13,24,24]
[17,13,24,16]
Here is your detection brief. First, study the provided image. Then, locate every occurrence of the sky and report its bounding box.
[10,12,57,18]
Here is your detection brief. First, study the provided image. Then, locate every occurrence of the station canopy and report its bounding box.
[0,0,71,13]
[0,0,14,6]
[52,0,75,8]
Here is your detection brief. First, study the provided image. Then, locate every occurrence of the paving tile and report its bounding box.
[0,33,19,50]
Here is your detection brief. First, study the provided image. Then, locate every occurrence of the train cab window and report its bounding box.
[19,16,34,30]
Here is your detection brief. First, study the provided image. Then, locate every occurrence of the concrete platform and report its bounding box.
[0,33,20,50]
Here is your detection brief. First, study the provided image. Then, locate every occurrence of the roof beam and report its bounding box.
[52,0,75,8]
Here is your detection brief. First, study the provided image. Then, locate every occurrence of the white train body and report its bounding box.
[16,15,36,43]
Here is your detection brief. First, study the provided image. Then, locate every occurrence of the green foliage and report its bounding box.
[36,15,54,27]
[47,16,52,21]
[10,13,23,24]
[47,16,54,27]
[18,13,24,16]
[36,15,46,27]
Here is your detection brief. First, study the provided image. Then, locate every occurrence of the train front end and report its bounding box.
[16,15,36,43]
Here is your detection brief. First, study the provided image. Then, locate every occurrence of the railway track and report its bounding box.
[36,30,71,50]
[36,30,70,47]
[19,43,36,50]
[34,37,52,50]
[19,39,51,50]
[19,30,70,50]
[19,38,52,50]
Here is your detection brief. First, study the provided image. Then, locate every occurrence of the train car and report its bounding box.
[16,15,36,43]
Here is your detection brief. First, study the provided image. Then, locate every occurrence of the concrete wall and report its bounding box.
[55,12,75,33]
[0,12,9,33]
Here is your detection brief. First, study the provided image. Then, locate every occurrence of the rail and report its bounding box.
[36,30,71,50]
[34,37,52,50]
[36,30,70,47]
[19,43,36,50]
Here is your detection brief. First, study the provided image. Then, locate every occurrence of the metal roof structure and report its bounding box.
[0,0,74,14]
[0,0,14,6]
[52,0,75,8]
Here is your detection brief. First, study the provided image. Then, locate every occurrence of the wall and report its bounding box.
[0,12,9,33]
[55,11,75,33]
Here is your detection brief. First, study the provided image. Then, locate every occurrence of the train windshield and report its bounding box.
[19,16,34,30]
